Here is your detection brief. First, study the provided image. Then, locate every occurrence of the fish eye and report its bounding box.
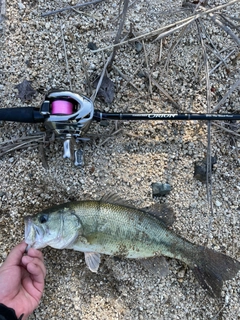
[39,214,49,224]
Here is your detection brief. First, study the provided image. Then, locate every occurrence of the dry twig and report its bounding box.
[108,0,130,68]
[0,0,5,16]
[145,72,180,109]
[93,0,239,53]
[90,54,114,102]
[200,48,235,82]
[212,78,240,112]
[69,33,92,96]
[112,65,139,91]
[60,25,72,90]
[208,12,240,46]
[142,41,152,95]
[41,0,105,17]
[0,134,45,158]
[212,122,240,138]
[98,128,123,147]
[196,17,214,244]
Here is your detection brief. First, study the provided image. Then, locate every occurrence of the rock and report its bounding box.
[151,182,171,197]
[88,42,98,51]
[194,156,217,182]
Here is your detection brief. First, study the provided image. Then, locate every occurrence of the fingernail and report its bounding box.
[25,244,31,253]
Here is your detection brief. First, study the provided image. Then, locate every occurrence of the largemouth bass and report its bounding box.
[24,194,240,298]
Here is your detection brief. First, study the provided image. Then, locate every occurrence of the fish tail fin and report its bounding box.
[192,246,240,298]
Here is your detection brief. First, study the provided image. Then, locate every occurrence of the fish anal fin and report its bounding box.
[138,256,169,277]
[142,204,175,227]
[85,252,101,273]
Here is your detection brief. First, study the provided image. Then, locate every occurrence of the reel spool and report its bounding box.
[51,100,74,115]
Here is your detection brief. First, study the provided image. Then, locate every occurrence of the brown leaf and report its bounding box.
[15,79,37,102]
[93,75,115,103]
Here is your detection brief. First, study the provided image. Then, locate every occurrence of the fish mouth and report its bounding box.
[24,216,32,241]
[24,216,43,249]
[24,216,35,248]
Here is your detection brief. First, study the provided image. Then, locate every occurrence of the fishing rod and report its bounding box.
[0,90,239,165]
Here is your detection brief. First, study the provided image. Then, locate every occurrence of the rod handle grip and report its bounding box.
[0,107,45,123]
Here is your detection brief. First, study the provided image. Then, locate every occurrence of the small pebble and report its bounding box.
[18,2,25,9]
[151,182,171,197]
[88,42,98,51]
[215,200,222,207]
[135,41,143,53]
[194,156,217,182]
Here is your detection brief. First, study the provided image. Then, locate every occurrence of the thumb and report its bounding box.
[2,241,27,269]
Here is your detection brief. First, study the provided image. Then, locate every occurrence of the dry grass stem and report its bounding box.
[113,0,138,21]
[164,19,194,72]
[61,24,72,90]
[93,0,239,53]
[197,17,214,243]
[212,122,240,138]
[70,33,92,96]
[112,65,139,91]
[98,128,123,147]
[208,12,240,46]
[0,134,45,157]
[0,0,5,16]
[41,0,105,17]
[201,48,235,82]
[145,74,180,109]
[142,41,152,95]
[212,78,240,112]
[158,39,163,62]
[219,13,240,31]
[90,53,114,102]
[38,143,49,169]
[109,0,129,67]
[71,8,99,19]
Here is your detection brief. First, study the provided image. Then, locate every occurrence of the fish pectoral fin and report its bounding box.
[84,252,101,273]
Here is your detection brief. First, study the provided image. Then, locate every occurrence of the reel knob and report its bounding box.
[63,134,74,160]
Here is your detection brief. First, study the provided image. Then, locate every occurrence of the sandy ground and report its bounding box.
[0,0,240,319]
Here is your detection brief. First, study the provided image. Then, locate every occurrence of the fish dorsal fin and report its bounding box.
[84,252,101,273]
[100,193,136,209]
[142,204,175,227]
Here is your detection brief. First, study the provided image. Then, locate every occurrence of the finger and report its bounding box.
[27,248,44,262]
[2,241,27,268]
[22,255,47,278]
[26,261,46,293]
[21,261,45,302]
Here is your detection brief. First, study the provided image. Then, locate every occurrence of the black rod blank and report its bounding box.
[94,111,240,121]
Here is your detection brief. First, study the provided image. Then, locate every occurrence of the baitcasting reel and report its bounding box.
[39,90,94,165]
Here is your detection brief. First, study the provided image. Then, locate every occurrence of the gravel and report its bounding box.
[0,0,240,319]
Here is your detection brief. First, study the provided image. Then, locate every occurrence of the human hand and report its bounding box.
[0,241,46,320]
